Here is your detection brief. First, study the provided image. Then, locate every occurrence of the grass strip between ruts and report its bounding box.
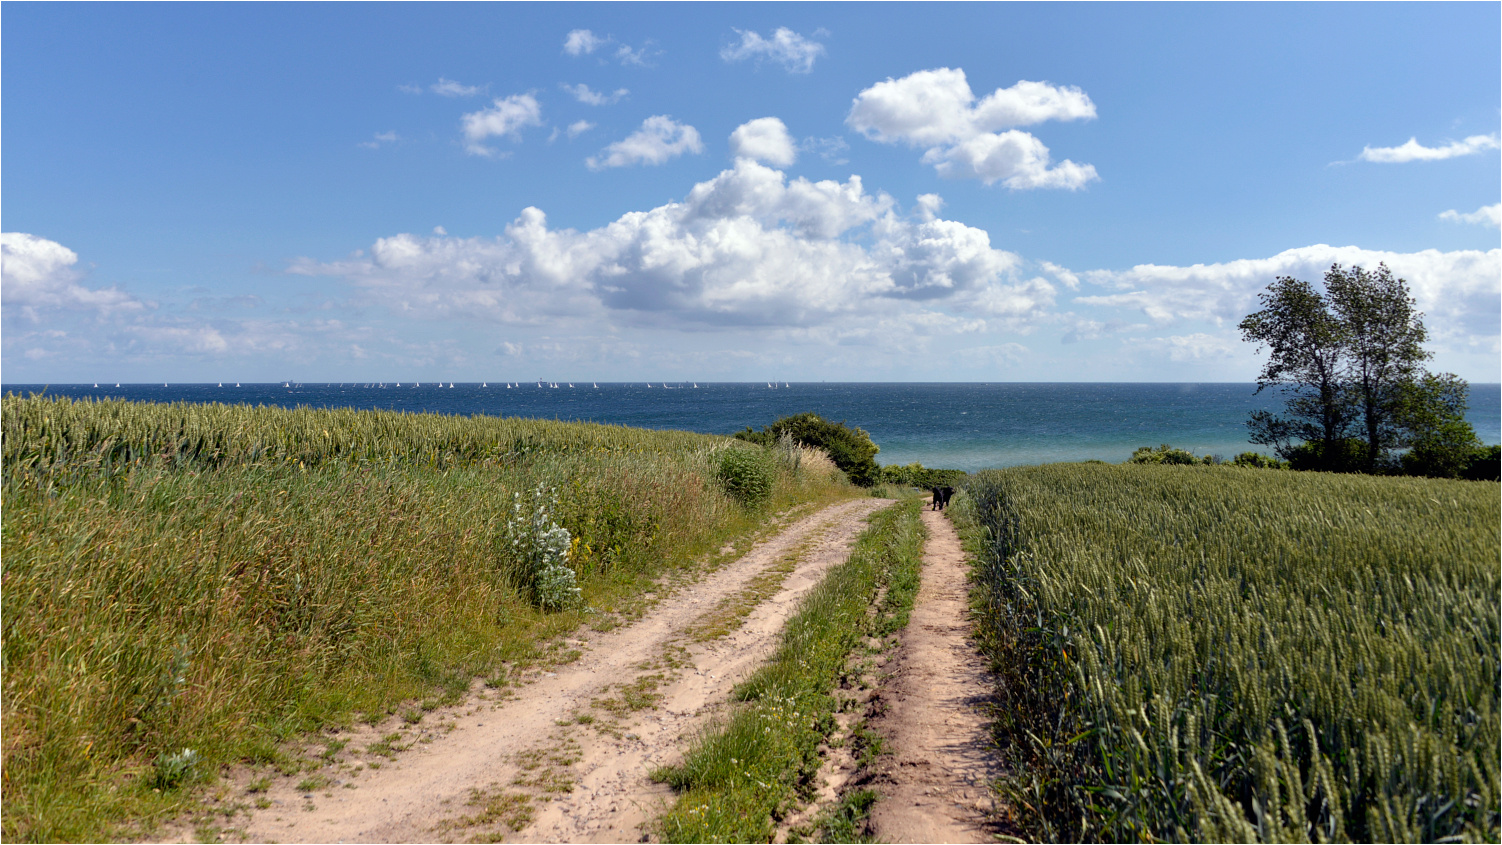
[652,496,927,843]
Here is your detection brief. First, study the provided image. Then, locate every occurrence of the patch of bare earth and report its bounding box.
[864,506,1010,844]
[149,497,894,844]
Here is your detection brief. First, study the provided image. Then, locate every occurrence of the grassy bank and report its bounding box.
[653,497,926,843]
[951,463,1500,842]
[1,396,855,842]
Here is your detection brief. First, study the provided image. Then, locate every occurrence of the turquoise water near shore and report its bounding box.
[6,382,1498,473]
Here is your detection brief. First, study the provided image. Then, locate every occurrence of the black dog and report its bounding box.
[930,485,954,510]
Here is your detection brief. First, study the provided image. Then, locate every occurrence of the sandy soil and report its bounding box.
[156,497,894,844]
[865,506,1006,844]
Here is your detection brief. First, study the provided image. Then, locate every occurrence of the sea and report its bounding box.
[5,382,1499,473]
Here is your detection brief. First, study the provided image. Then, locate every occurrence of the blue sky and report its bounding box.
[4,2,1498,384]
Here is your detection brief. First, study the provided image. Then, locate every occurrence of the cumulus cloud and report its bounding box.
[561,83,628,105]
[1075,244,1501,355]
[291,158,1039,334]
[1358,133,1500,163]
[729,117,797,167]
[461,94,544,157]
[567,120,595,138]
[586,115,704,170]
[848,68,1098,189]
[1439,202,1501,228]
[431,78,485,97]
[720,27,826,73]
[1,233,145,321]
[563,29,607,56]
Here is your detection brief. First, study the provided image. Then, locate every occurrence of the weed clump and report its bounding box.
[151,748,201,790]
[715,446,775,508]
[504,485,581,612]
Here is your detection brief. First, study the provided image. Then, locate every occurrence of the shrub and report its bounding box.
[1232,451,1286,469]
[715,446,775,508]
[1128,444,1210,465]
[1463,444,1501,481]
[735,413,880,486]
[878,461,967,489]
[1284,437,1371,473]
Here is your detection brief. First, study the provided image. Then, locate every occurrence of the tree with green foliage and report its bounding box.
[1239,263,1487,477]
[1326,263,1431,471]
[735,412,880,486]
[1239,272,1353,469]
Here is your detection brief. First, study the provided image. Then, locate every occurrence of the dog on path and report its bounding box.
[930,485,954,510]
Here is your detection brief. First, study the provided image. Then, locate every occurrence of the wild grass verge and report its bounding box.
[951,463,1500,842]
[0,396,856,842]
[652,497,926,843]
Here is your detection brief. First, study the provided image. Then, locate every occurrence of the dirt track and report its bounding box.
[161,497,894,844]
[865,506,1004,844]
[157,497,1009,844]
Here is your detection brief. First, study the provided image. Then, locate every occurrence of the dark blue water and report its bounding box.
[6,382,1498,472]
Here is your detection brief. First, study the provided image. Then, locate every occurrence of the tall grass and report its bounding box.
[1,395,854,842]
[952,464,1500,842]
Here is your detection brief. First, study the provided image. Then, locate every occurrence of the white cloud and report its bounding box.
[914,193,944,221]
[563,30,656,66]
[1075,244,1501,355]
[1358,133,1500,163]
[563,29,606,56]
[397,83,424,95]
[1039,260,1080,291]
[461,94,543,157]
[921,130,1098,189]
[586,115,704,170]
[848,69,1098,189]
[431,78,485,97]
[729,117,797,167]
[1439,202,1501,228]
[614,44,653,67]
[720,27,826,73]
[567,120,595,138]
[1,232,145,321]
[803,136,850,165]
[359,131,400,149]
[561,83,628,106]
[1130,333,1238,363]
[291,158,1038,334]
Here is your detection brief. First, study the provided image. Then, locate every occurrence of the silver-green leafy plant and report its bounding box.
[152,747,200,790]
[505,485,580,612]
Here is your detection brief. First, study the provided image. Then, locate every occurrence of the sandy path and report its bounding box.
[866,506,1004,844]
[167,497,893,844]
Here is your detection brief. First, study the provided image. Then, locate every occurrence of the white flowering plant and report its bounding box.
[505,485,581,611]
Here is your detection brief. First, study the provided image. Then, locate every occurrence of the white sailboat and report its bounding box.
[593,382,598,388]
